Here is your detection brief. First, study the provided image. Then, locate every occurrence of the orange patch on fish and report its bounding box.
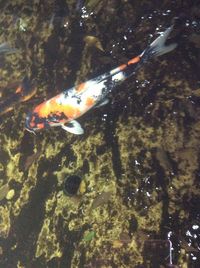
[37,123,45,129]
[30,121,35,128]
[62,105,81,118]
[86,97,95,107]
[34,102,50,117]
[34,96,81,119]
[0,106,13,115]
[15,86,23,94]
[119,64,127,71]
[127,56,140,65]
[76,82,86,92]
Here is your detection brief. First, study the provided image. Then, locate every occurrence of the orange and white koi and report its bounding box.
[25,26,176,135]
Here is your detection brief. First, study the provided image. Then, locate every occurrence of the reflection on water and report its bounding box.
[0,0,200,267]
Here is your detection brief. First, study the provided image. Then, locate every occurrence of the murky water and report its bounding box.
[0,1,200,267]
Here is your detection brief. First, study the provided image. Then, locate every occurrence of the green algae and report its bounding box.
[83,230,95,242]
[0,205,10,238]
[35,218,62,260]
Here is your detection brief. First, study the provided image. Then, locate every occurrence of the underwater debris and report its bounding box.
[112,240,123,248]
[0,183,9,201]
[6,189,15,200]
[119,232,132,243]
[0,42,16,54]
[79,179,86,194]
[24,149,42,171]
[155,147,173,172]
[18,18,28,32]
[90,191,112,210]
[83,230,95,242]
[84,35,104,51]
[63,175,82,196]
[112,232,132,248]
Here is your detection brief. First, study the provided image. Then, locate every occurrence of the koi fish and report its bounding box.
[0,77,36,115]
[25,26,177,135]
[0,44,35,115]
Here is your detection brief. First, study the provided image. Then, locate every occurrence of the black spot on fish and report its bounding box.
[47,112,68,122]
[72,95,81,104]
[63,90,69,98]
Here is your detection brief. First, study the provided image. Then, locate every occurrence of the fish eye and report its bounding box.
[25,112,37,133]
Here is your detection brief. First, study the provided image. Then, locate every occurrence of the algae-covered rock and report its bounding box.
[6,189,15,200]
[0,205,10,238]
[36,218,62,260]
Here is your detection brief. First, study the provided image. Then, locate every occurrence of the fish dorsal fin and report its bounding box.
[61,120,84,135]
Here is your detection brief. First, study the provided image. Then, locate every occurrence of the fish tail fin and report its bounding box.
[141,25,177,60]
[16,77,36,101]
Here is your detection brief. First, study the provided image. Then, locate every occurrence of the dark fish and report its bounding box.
[0,77,36,116]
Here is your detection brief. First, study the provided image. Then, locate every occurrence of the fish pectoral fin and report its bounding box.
[61,120,84,135]
[95,98,109,108]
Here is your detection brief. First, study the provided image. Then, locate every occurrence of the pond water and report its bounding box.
[0,0,200,267]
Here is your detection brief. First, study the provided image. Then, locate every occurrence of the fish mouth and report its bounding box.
[25,112,37,134]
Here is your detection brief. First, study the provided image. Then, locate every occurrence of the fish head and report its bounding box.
[25,111,48,133]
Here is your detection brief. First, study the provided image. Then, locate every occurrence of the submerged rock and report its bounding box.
[63,175,82,196]
[90,191,113,210]
[0,183,9,201]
